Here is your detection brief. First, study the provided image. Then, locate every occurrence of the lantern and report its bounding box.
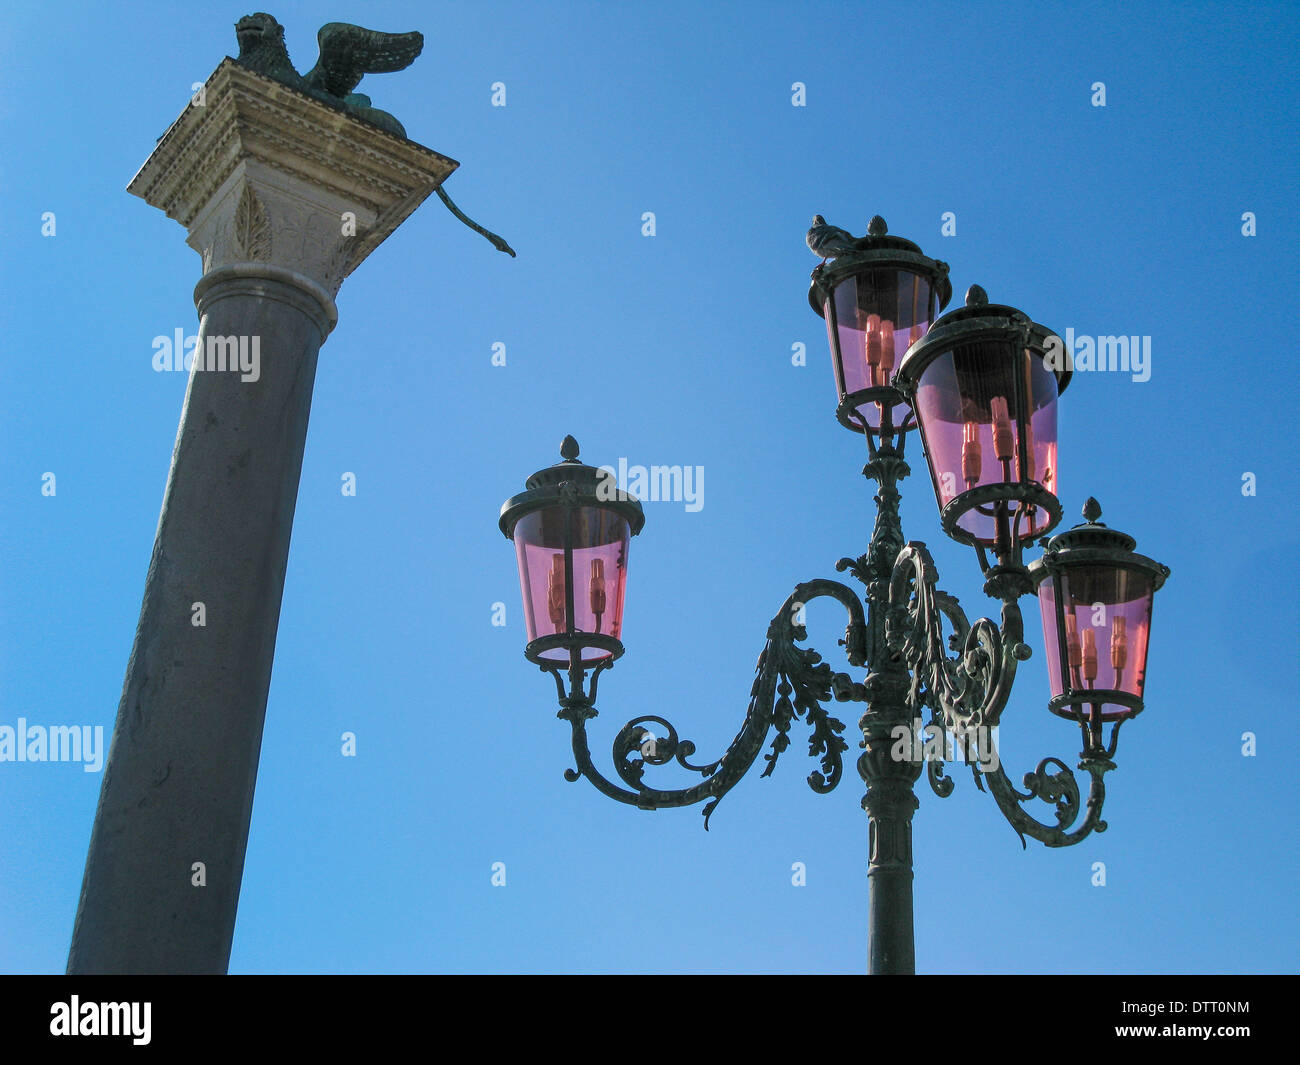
[894,285,1068,556]
[499,436,645,668]
[1029,498,1169,731]
[809,215,952,435]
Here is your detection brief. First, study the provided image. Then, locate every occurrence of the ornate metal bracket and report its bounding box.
[982,750,1114,849]
[885,542,1030,734]
[881,539,1117,847]
[550,579,867,828]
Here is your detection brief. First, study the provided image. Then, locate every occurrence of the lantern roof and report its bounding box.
[1044,497,1136,552]
[808,215,953,315]
[929,283,1024,327]
[1030,499,1170,589]
[499,435,646,539]
[895,284,1072,398]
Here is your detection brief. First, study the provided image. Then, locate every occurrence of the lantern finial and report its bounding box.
[965,284,988,307]
[1082,497,1102,523]
[560,435,580,462]
[867,215,888,237]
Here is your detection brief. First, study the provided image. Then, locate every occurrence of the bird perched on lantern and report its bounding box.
[806,215,858,263]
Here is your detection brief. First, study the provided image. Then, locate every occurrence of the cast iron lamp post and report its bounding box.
[498,215,1169,974]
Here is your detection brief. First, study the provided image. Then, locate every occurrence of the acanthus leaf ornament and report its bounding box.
[232,184,272,262]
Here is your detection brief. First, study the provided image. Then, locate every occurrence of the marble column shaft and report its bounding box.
[68,59,457,973]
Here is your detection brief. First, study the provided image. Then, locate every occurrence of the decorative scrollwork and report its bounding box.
[880,542,1115,846]
[982,750,1112,849]
[611,716,700,788]
[886,543,1026,736]
[926,751,955,799]
[554,579,866,828]
[918,706,955,799]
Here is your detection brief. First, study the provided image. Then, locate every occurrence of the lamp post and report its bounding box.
[499,215,1169,974]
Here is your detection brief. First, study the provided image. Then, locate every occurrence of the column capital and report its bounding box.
[127,58,458,296]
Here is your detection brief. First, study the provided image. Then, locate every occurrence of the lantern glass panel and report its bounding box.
[1038,566,1154,720]
[827,269,936,430]
[514,505,630,662]
[915,343,1059,543]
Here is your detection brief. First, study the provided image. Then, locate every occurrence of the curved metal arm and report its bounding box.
[884,543,1120,848]
[982,750,1114,849]
[554,579,867,828]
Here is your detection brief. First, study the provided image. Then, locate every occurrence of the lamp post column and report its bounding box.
[861,705,922,975]
[857,441,923,975]
[67,60,457,974]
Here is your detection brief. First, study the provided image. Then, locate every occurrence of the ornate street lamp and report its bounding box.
[499,434,644,706]
[499,215,1169,974]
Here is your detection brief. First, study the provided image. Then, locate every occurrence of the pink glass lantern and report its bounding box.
[895,285,1069,555]
[1029,498,1169,729]
[500,436,644,667]
[809,216,951,435]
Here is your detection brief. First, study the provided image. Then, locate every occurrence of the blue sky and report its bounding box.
[1,0,1297,974]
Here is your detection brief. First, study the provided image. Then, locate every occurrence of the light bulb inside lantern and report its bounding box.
[547,553,566,632]
[878,319,896,383]
[962,421,982,487]
[588,557,606,618]
[990,395,1014,462]
[1081,626,1098,684]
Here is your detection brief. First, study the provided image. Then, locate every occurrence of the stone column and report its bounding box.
[68,60,457,974]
